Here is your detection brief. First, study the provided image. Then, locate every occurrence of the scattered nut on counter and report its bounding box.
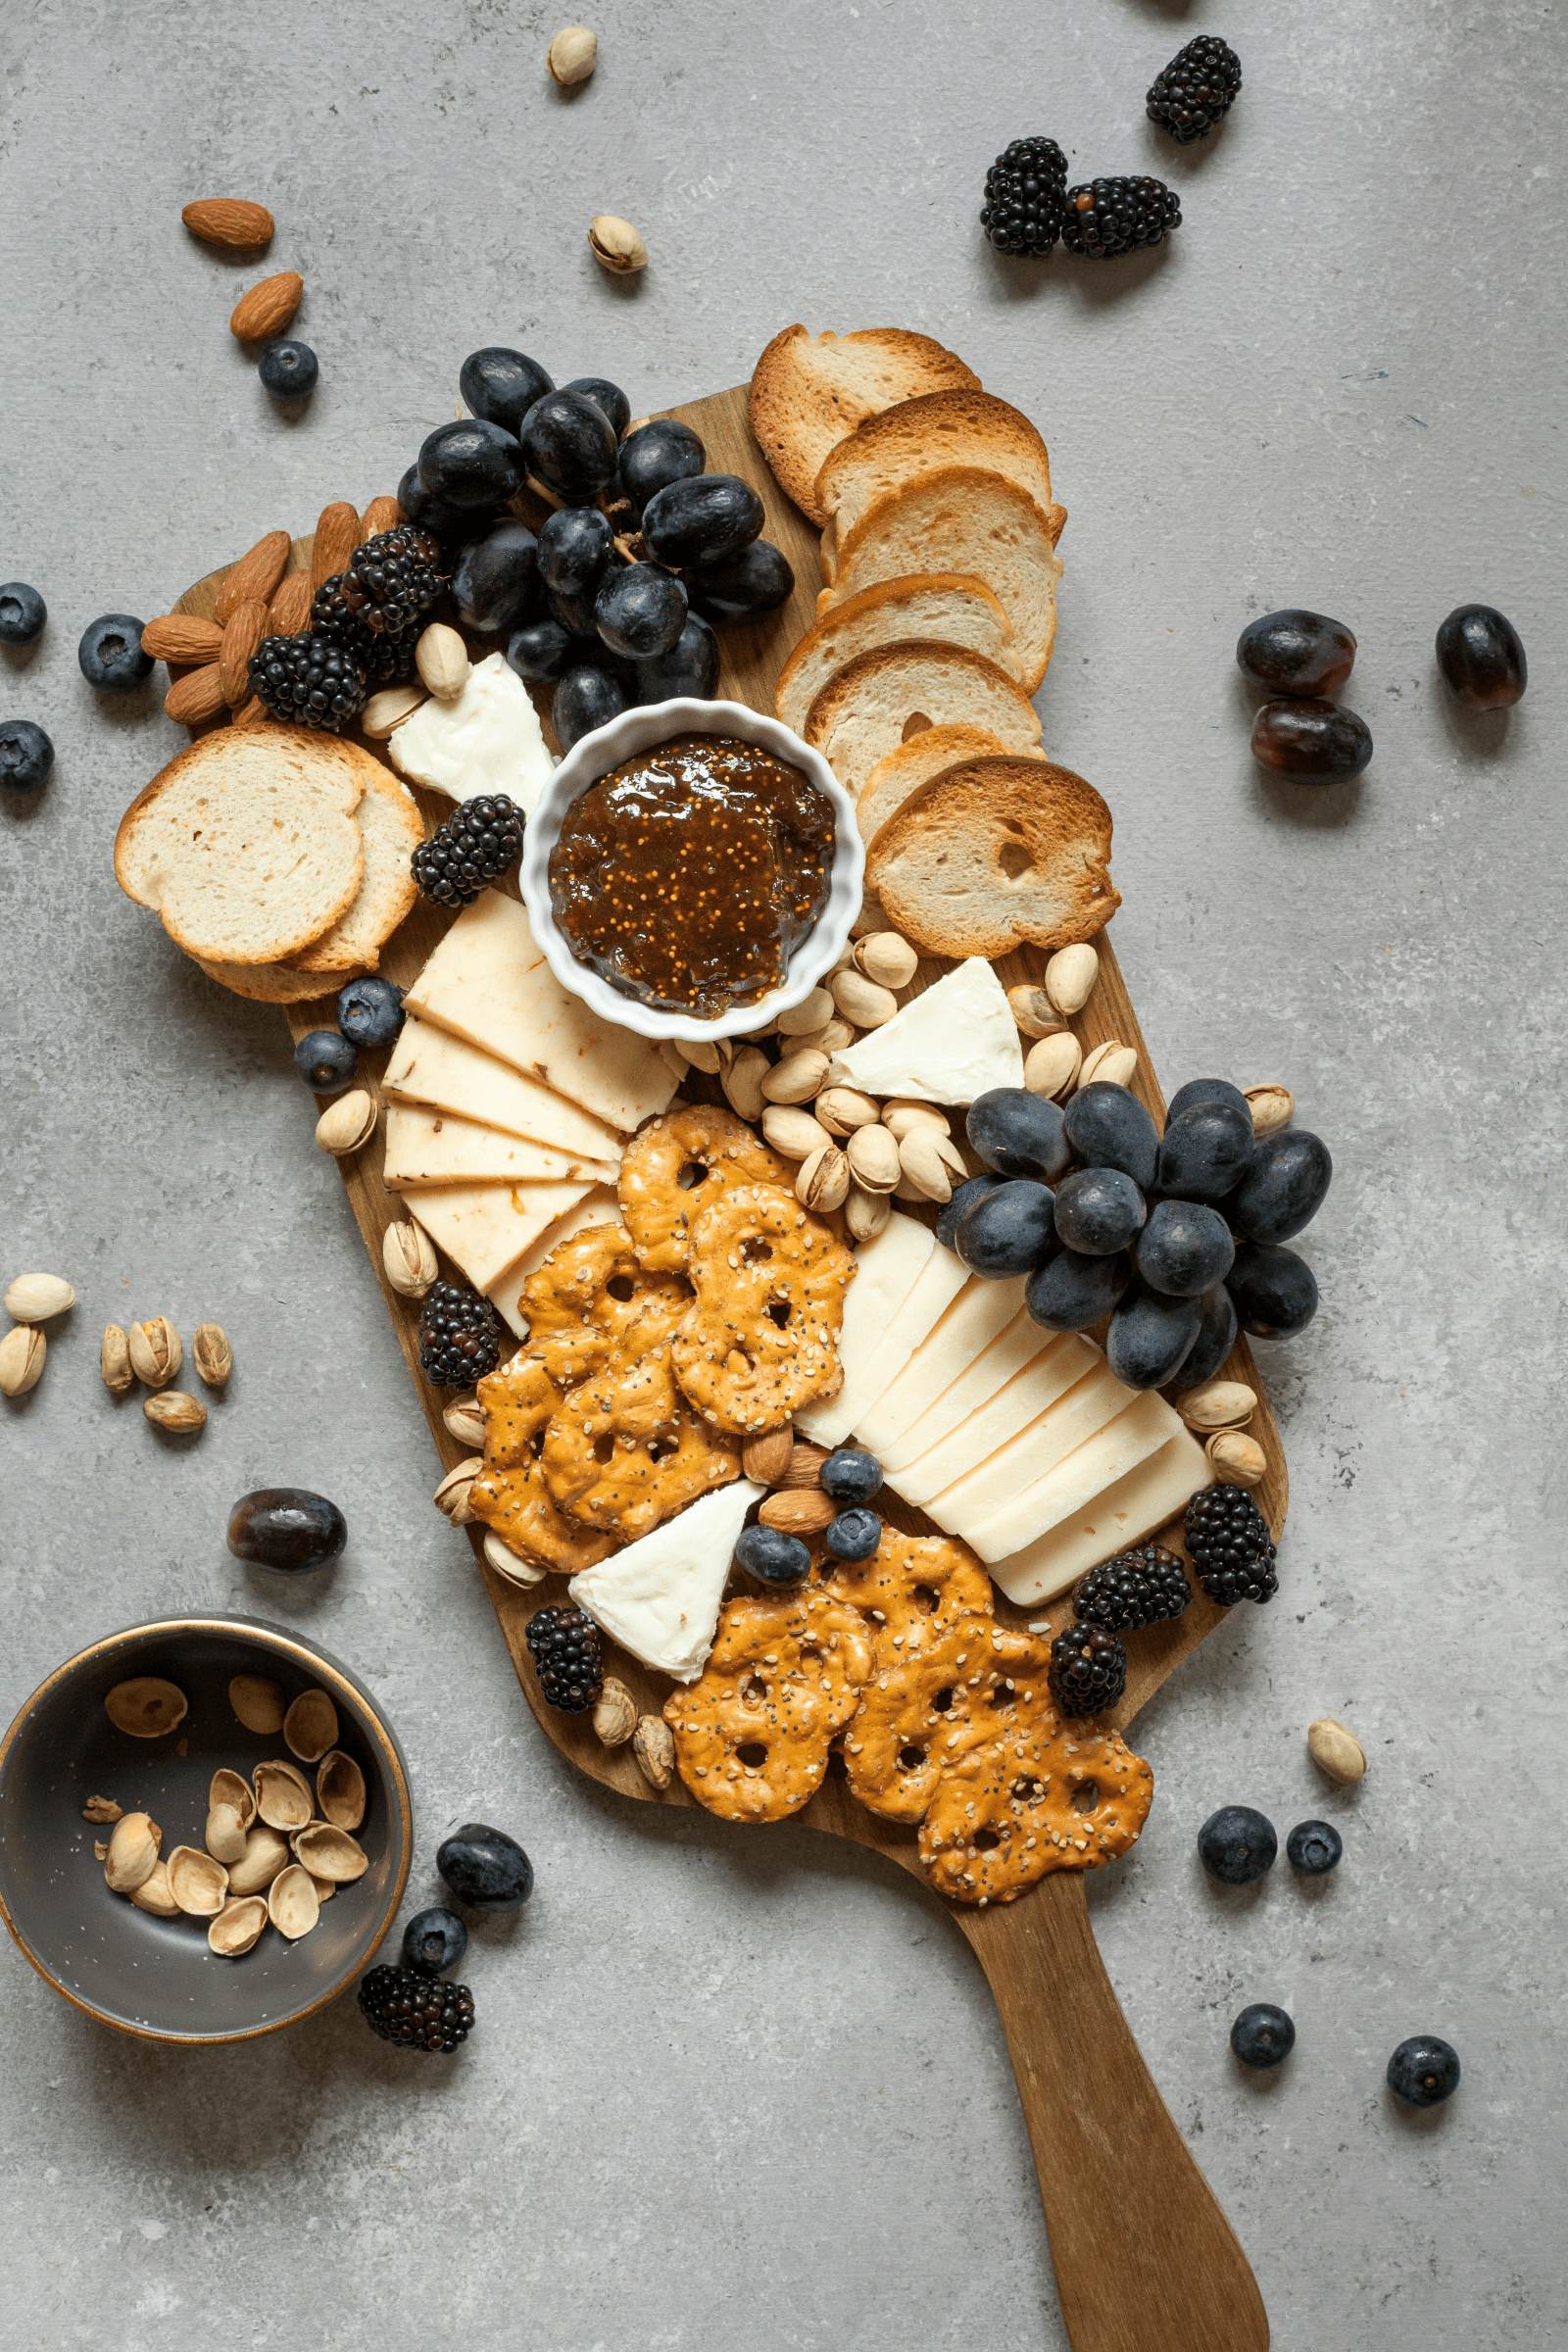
[128,1316,182,1388]
[589,215,647,274]
[383,1218,439,1298]
[317,1091,376,1155]
[5,1273,74,1322]
[1307,1718,1367,1785]
[1245,1083,1295,1137]
[547,24,597,84]
[192,1323,232,1388]
[101,1325,134,1395]
[592,1677,637,1747]
[145,1391,208,1434]
[0,1324,46,1397]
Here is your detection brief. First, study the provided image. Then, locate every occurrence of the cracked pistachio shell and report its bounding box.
[101,1324,134,1394]
[588,214,647,273]
[1244,1084,1295,1139]
[104,1811,162,1894]
[0,1324,45,1396]
[315,1749,367,1833]
[129,1858,182,1917]
[481,1527,546,1587]
[105,1677,188,1740]
[293,1823,368,1883]
[225,1823,290,1895]
[209,1768,256,1831]
[229,1674,286,1734]
[127,1316,181,1387]
[283,1688,338,1764]
[1044,943,1099,1016]
[206,1803,248,1865]
[382,1218,439,1298]
[268,1863,320,1940]
[4,1273,74,1323]
[254,1759,314,1832]
[167,1844,229,1917]
[209,1894,269,1956]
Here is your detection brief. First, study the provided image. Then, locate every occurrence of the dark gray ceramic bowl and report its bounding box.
[0,1616,412,2043]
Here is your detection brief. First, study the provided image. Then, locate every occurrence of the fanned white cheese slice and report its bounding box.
[485,1186,621,1341]
[856,1277,1026,1457]
[569,1480,764,1682]
[385,1016,625,1162]
[799,1229,968,1449]
[407,1178,596,1292]
[964,1389,1184,1565]
[881,1316,1077,1476]
[921,1362,1134,1530]
[384,1104,621,1192]
[890,1347,1110,1512]
[405,891,677,1134]
[991,1431,1214,1606]
[389,652,557,812]
[825,958,1024,1104]
[794,1213,934,1446]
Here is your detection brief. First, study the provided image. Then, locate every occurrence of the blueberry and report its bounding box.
[633,613,719,702]
[337,975,405,1049]
[1105,1281,1200,1390]
[538,507,615,599]
[1286,1819,1343,1875]
[734,1523,812,1586]
[642,473,765,567]
[1053,1166,1147,1256]
[0,719,54,796]
[0,582,46,646]
[1436,605,1526,710]
[507,618,579,685]
[1197,1803,1277,1886]
[595,563,688,660]
[1170,1284,1238,1390]
[1230,2002,1296,2070]
[1024,1246,1132,1331]
[397,463,479,544]
[1387,2034,1460,2108]
[78,613,153,694]
[458,347,555,436]
[453,520,544,636]
[437,1821,534,1911]
[417,417,525,510]
[553,663,629,751]
[1165,1077,1250,1125]
[819,1447,882,1505]
[1135,1199,1235,1298]
[824,1507,882,1561]
[955,1179,1056,1278]
[521,391,618,504]
[560,374,631,440]
[936,1172,1010,1252]
[293,1028,359,1094]
[1156,1101,1255,1204]
[685,539,795,621]
[1251,698,1373,782]
[258,339,318,398]
[967,1087,1072,1182]
[1227,1242,1317,1340]
[617,418,707,517]
[1061,1083,1159,1193]
[1236,610,1355,699]
[402,1905,469,1976]
[1230,1131,1332,1246]
[227,1488,347,1573]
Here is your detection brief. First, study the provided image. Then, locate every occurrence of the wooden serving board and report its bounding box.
[176,385,1279,2352]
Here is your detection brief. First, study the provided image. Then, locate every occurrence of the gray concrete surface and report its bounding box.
[2,2,1564,2345]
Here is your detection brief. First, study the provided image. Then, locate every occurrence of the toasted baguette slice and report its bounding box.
[818,468,1063,692]
[866,757,1119,960]
[773,573,1020,734]
[858,724,1043,847]
[292,767,425,974]
[750,326,980,524]
[815,393,1065,580]
[804,643,1042,803]
[116,725,370,964]
[195,956,370,1004]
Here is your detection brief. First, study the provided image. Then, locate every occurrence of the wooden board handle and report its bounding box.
[956,1877,1268,2352]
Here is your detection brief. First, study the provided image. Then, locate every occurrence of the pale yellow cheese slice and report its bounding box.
[795,1212,934,1446]
[881,1314,1074,1475]
[964,1389,1185,1565]
[407,1178,597,1293]
[383,1104,620,1192]
[384,1015,625,1162]
[856,1276,1026,1456]
[800,1232,968,1448]
[990,1430,1214,1606]
[403,891,677,1134]
[921,1362,1134,1530]
[485,1186,621,1341]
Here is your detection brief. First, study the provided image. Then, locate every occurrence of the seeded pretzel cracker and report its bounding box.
[617,1103,791,1273]
[670,1183,856,1435]
[918,1720,1153,1906]
[665,1589,873,1821]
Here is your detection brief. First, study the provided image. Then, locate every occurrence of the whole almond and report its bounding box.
[1007,983,1065,1041]
[1077,1040,1137,1091]
[219,600,270,705]
[383,1221,439,1299]
[759,1489,837,1536]
[761,1049,830,1105]
[165,664,227,728]
[777,1440,829,1490]
[741,1426,796,1485]
[1205,1430,1267,1487]
[1307,1718,1367,1786]
[1045,943,1100,1016]
[181,198,274,253]
[268,569,315,637]
[1025,1031,1082,1101]
[416,623,469,701]
[845,1184,892,1242]
[853,932,919,989]
[847,1124,902,1194]
[141,614,224,662]
[434,1458,483,1525]
[831,968,899,1028]
[797,1144,850,1211]
[814,1084,879,1137]
[720,1044,768,1124]
[229,271,303,343]
[101,1324,134,1395]
[0,1325,45,1397]
[316,1091,376,1155]
[192,1323,233,1388]
[1178,1381,1255,1432]
[776,988,833,1038]
[443,1394,486,1448]
[311,503,361,592]
[881,1101,950,1140]
[1245,1084,1295,1139]
[128,1317,182,1387]
[216,531,290,623]
[360,496,403,539]
[5,1274,74,1322]
[232,697,269,726]
[362,684,427,739]
[760,1105,831,1160]
[592,1678,637,1747]
[145,1390,207,1434]
[631,1715,674,1790]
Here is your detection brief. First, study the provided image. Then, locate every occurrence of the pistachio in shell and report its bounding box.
[283,1687,338,1764]
[253,1760,314,1833]
[104,1677,188,1740]
[104,1811,162,1893]
[229,1673,286,1734]
[128,1858,182,1917]
[209,1766,256,1831]
[316,1748,367,1832]
[225,1822,290,1895]
[293,1823,368,1884]
[205,1802,248,1865]
[209,1894,269,1957]
[167,1844,229,1917]
[267,1862,320,1940]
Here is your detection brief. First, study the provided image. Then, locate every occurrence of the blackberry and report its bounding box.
[525,1605,603,1713]
[1186,1485,1279,1606]
[1048,1624,1128,1717]
[1073,1544,1191,1633]
[1147,36,1242,144]
[411,794,525,909]
[417,1281,503,1387]
[312,524,446,640]
[980,136,1068,258]
[358,1964,475,2053]
[248,633,366,730]
[1061,175,1181,261]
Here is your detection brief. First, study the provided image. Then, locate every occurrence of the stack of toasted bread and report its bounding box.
[751,326,1116,963]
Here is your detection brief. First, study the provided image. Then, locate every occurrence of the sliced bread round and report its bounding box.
[115,725,372,965]
[815,392,1066,572]
[749,326,981,524]
[292,767,426,974]
[804,642,1042,803]
[773,572,1020,735]
[865,757,1119,961]
[818,467,1064,692]
[857,723,1044,847]
[196,956,371,1004]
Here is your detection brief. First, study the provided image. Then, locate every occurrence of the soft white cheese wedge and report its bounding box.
[384,1104,621,1191]
[826,957,1024,1104]
[389,652,557,812]
[989,1431,1214,1606]
[794,1213,933,1446]
[385,1016,625,1162]
[856,1277,1026,1457]
[963,1389,1184,1565]
[921,1362,1135,1530]
[569,1479,765,1682]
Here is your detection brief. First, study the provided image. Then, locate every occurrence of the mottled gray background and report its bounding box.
[2,2,1563,2345]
